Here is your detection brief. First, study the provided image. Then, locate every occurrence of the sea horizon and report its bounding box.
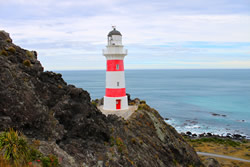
[56,69,250,139]
[52,68,250,71]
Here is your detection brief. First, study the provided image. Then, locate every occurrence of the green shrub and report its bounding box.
[140,100,146,104]
[115,137,126,153]
[28,147,43,162]
[91,100,97,107]
[0,128,29,165]
[129,101,135,105]
[0,129,60,167]
[110,136,115,147]
[0,49,8,56]
[26,50,34,58]
[41,154,59,167]
[7,47,16,54]
[6,38,12,43]
[131,138,137,144]
[137,104,150,111]
[23,59,31,67]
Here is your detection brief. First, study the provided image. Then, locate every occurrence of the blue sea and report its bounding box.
[57,69,250,138]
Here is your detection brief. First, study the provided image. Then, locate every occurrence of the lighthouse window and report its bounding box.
[117,82,119,86]
[116,64,119,70]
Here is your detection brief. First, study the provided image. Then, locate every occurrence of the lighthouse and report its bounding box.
[103,27,128,111]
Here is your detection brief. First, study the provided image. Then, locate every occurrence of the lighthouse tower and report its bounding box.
[103,27,128,111]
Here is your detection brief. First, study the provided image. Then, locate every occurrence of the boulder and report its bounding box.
[203,158,220,167]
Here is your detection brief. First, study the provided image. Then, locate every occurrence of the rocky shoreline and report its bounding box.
[181,131,249,141]
[164,115,249,141]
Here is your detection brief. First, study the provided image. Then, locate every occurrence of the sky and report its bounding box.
[1,0,250,70]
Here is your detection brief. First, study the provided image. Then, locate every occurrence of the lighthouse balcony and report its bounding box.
[103,48,127,55]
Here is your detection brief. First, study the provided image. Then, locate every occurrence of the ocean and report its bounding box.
[56,69,250,138]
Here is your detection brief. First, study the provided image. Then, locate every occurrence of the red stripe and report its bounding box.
[105,88,126,97]
[107,60,124,71]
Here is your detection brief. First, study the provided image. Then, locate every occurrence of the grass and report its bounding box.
[188,137,250,167]
[109,136,128,155]
[0,129,60,167]
[199,155,250,167]
[0,129,29,165]
[137,104,150,111]
[189,137,241,147]
[0,155,12,167]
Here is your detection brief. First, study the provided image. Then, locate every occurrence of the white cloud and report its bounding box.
[1,0,250,69]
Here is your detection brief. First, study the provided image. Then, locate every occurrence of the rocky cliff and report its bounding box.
[0,30,203,167]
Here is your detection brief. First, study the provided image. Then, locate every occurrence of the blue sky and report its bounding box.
[1,0,250,70]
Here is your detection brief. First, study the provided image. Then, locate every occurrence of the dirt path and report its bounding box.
[197,152,250,163]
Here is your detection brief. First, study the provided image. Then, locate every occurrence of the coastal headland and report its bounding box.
[0,30,203,166]
[0,30,249,167]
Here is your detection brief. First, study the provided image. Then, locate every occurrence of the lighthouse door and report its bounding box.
[116,99,121,109]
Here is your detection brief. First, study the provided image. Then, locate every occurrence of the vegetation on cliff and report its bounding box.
[0,129,60,167]
[0,30,203,167]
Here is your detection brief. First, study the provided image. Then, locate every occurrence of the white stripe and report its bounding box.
[103,96,128,110]
[106,71,125,88]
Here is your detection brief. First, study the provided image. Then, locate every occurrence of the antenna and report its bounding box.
[112,25,116,29]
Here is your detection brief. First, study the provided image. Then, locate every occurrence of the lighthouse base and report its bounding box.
[103,96,128,111]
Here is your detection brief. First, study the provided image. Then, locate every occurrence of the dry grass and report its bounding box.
[0,155,12,167]
[188,139,250,166]
[0,155,34,167]
[200,155,250,167]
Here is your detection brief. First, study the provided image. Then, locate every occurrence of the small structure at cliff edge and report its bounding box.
[103,26,128,111]
[99,26,137,119]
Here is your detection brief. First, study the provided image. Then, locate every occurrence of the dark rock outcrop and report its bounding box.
[0,30,203,167]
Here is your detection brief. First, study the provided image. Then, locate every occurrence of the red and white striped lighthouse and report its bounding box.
[103,27,128,110]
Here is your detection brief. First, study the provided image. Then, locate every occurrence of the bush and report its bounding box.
[7,47,16,54]
[41,154,59,167]
[190,137,241,147]
[0,49,8,56]
[131,138,137,144]
[140,100,146,104]
[129,101,135,105]
[28,146,43,163]
[26,51,34,58]
[137,104,150,111]
[6,38,12,43]
[0,128,29,165]
[0,129,60,167]
[91,100,97,107]
[23,59,31,67]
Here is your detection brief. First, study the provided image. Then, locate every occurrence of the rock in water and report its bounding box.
[0,31,203,167]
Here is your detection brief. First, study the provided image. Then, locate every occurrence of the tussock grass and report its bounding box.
[0,129,29,166]
[189,137,241,147]
[23,60,31,67]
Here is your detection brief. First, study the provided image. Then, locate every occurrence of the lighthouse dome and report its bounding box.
[108,28,122,37]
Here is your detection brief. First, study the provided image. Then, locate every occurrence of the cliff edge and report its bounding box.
[0,30,203,167]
